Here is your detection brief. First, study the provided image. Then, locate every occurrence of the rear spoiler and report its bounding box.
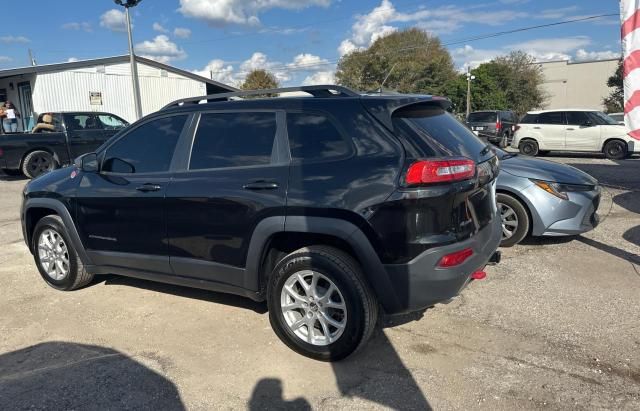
[361,96,451,130]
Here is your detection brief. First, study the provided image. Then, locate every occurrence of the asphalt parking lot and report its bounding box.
[0,154,639,410]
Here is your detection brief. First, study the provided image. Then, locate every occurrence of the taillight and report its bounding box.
[496,120,502,131]
[438,248,474,268]
[405,158,476,185]
[514,125,521,132]
[0,148,3,157]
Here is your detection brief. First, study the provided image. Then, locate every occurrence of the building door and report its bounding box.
[18,82,33,131]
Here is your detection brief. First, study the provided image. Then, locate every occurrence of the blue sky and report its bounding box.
[0,0,620,86]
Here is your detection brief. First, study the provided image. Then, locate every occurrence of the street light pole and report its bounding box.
[466,68,476,118]
[116,0,143,120]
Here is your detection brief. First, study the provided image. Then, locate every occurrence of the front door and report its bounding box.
[565,111,600,151]
[535,111,566,150]
[17,82,33,131]
[166,111,288,290]
[75,114,190,274]
[64,113,108,158]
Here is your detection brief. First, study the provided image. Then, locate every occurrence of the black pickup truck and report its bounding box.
[0,112,128,178]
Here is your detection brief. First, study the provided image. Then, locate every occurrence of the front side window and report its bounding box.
[537,112,564,125]
[102,115,187,174]
[589,111,618,125]
[566,111,591,125]
[189,112,277,170]
[65,114,103,131]
[286,113,350,161]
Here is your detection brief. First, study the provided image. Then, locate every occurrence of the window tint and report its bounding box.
[189,112,276,170]
[65,114,104,131]
[537,112,564,125]
[287,113,350,161]
[467,112,497,123]
[566,111,591,125]
[589,111,618,125]
[98,114,128,130]
[520,114,538,124]
[103,115,186,174]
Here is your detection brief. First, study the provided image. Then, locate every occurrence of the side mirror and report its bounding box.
[79,153,98,173]
[582,120,593,127]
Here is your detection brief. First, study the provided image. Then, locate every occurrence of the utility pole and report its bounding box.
[115,0,143,120]
[466,67,476,118]
[28,49,37,66]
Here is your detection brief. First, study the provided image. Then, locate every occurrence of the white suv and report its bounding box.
[512,109,639,159]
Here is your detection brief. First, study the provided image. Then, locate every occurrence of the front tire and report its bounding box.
[267,246,378,361]
[32,215,93,291]
[22,150,57,179]
[603,140,627,160]
[497,193,530,247]
[519,140,539,156]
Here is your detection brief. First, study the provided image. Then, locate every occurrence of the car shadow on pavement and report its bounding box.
[248,379,312,410]
[100,274,268,314]
[0,342,185,410]
[0,173,27,182]
[576,236,640,267]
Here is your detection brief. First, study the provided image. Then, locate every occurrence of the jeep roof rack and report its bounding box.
[162,85,360,110]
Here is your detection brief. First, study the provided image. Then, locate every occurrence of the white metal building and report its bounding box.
[538,58,619,111]
[0,56,234,131]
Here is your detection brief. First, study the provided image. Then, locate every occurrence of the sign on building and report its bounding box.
[89,92,103,105]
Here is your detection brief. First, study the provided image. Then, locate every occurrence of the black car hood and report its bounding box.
[501,155,597,185]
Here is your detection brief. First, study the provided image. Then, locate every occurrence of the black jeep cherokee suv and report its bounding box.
[21,86,501,361]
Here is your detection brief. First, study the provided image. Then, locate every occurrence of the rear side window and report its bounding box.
[286,113,350,161]
[394,106,489,162]
[537,112,564,125]
[103,115,187,174]
[566,111,591,125]
[467,112,497,123]
[189,112,277,170]
[520,114,538,124]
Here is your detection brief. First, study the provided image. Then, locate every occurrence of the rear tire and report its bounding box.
[32,215,93,291]
[519,140,539,156]
[497,193,530,247]
[22,150,57,179]
[267,246,378,361]
[499,133,509,148]
[603,140,627,160]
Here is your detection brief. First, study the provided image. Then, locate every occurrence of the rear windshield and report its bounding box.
[467,112,497,123]
[393,105,492,163]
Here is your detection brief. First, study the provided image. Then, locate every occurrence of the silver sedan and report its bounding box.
[495,149,601,246]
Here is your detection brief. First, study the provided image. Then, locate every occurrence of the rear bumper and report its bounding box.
[382,217,502,314]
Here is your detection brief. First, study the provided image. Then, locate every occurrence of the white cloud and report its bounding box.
[239,52,291,83]
[506,36,591,61]
[338,0,527,56]
[193,59,237,84]
[62,22,92,32]
[153,22,169,33]
[287,53,330,69]
[66,57,79,63]
[303,71,335,85]
[178,0,331,26]
[452,45,502,71]
[575,49,621,62]
[135,35,187,63]
[0,56,12,63]
[174,27,192,39]
[100,9,128,32]
[0,35,29,44]
[540,6,579,20]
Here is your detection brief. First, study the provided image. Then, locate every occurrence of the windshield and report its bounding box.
[591,111,619,125]
[467,112,497,123]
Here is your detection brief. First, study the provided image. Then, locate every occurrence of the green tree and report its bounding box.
[336,28,457,94]
[603,59,623,113]
[241,69,279,91]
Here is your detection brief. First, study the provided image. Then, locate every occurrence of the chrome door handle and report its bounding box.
[136,183,162,192]
[243,181,279,190]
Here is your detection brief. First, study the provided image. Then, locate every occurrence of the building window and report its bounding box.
[0,88,6,104]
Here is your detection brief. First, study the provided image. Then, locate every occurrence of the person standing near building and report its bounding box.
[0,103,5,134]
[4,101,20,133]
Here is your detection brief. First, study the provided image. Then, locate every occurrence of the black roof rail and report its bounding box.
[161,85,359,110]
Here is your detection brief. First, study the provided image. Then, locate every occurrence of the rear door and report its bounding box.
[467,111,497,138]
[565,111,600,151]
[75,114,190,274]
[535,111,566,150]
[63,113,107,158]
[165,111,288,291]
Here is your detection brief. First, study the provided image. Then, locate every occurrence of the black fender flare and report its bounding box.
[244,216,402,313]
[23,198,92,265]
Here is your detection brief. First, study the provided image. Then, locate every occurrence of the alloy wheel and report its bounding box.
[28,154,53,176]
[499,202,519,240]
[37,228,70,281]
[280,270,347,346]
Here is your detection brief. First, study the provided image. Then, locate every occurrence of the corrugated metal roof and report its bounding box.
[0,55,236,93]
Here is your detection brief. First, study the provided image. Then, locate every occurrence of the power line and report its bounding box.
[206,12,619,77]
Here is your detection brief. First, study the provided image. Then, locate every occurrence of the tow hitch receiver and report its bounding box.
[488,251,501,265]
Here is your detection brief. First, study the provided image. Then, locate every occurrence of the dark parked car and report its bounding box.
[466,110,518,148]
[21,86,501,361]
[0,111,128,178]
